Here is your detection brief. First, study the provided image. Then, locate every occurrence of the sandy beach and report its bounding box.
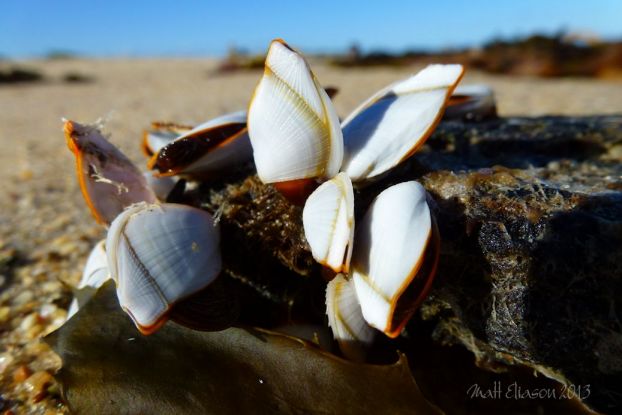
[1,58,622,412]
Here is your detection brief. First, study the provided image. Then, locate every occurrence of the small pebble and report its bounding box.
[0,353,14,374]
[40,281,62,294]
[13,291,34,306]
[19,313,39,332]
[13,365,32,383]
[0,306,10,323]
[39,304,57,320]
[26,325,44,340]
[24,371,53,403]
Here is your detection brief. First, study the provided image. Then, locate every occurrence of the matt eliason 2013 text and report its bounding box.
[467,381,591,401]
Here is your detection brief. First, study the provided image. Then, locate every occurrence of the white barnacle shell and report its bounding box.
[106,202,222,334]
[302,172,354,273]
[341,64,464,182]
[248,39,343,184]
[149,111,251,177]
[444,84,497,121]
[326,274,375,361]
[67,239,110,318]
[64,120,157,225]
[351,181,439,337]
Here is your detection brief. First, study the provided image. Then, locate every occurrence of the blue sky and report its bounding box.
[1,0,620,58]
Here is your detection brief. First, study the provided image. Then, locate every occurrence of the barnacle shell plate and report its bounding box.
[248,39,343,183]
[326,273,375,361]
[351,181,439,337]
[106,203,222,334]
[64,120,157,225]
[303,172,354,273]
[67,239,110,318]
[150,111,251,177]
[341,64,464,182]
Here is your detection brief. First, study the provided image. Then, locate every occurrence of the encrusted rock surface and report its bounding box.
[416,116,622,414]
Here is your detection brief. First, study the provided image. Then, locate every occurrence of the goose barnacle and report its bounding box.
[248,38,464,188]
[106,202,222,334]
[65,120,224,335]
[148,111,252,178]
[249,39,450,347]
[143,172,178,201]
[350,181,440,337]
[341,64,465,182]
[302,172,354,274]
[317,180,439,343]
[67,239,110,319]
[444,84,497,121]
[64,120,157,225]
[247,39,344,189]
[141,121,193,158]
[326,273,375,361]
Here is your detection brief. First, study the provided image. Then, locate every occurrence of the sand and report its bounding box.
[0,58,621,413]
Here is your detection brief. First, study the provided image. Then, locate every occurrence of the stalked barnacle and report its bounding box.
[141,121,193,158]
[64,40,456,356]
[148,111,252,178]
[302,172,354,274]
[67,239,110,319]
[444,84,497,121]
[350,181,440,337]
[247,39,453,354]
[143,172,178,201]
[106,202,222,335]
[247,39,344,202]
[312,180,440,344]
[247,38,463,191]
[65,120,224,335]
[326,273,375,361]
[64,120,157,225]
[340,64,465,182]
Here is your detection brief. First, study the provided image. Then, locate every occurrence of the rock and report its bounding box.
[385,116,622,414]
[186,116,622,413]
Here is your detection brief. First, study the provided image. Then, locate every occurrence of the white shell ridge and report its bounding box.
[248,39,343,183]
[302,172,354,273]
[80,239,109,289]
[67,239,110,318]
[106,203,222,334]
[351,181,433,336]
[341,64,464,182]
[64,120,157,225]
[326,274,375,361]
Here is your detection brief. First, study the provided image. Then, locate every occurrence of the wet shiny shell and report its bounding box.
[149,111,251,177]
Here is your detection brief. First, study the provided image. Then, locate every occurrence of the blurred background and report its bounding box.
[2,0,622,71]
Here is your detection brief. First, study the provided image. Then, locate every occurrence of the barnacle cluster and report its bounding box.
[64,38,473,360]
